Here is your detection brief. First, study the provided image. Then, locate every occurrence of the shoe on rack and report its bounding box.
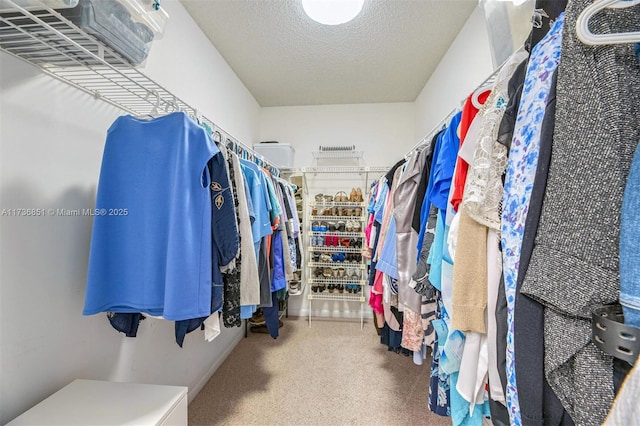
[350,188,357,202]
[351,268,361,280]
[356,187,363,202]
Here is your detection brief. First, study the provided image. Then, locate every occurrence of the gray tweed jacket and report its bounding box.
[520,0,640,424]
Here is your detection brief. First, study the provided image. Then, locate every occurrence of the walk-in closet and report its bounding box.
[1,0,639,425]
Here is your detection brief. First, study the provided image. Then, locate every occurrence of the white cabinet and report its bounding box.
[7,379,188,426]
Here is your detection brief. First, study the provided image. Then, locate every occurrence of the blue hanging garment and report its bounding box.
[84,112,218,321]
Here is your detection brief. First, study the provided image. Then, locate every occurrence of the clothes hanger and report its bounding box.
[212,129,222,144]
[576,0,640,45]
[148,89,162,117]
[193,108,203,125]
[163,97,172,114]
[471,84,493,109]
[527,0,568,49]
[164,95,180,114]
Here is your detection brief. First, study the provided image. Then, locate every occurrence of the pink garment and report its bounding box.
[368,271,385,315]
[373,269,384,294]
[365,182,382,247]
[373,182,394,262]
[369,291,383,312]
[365,212,375,247]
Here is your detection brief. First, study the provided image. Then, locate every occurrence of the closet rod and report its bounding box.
[405,60,505,159]
[0,0,279,177]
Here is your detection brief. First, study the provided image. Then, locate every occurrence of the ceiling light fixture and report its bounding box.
[302,0,364,25]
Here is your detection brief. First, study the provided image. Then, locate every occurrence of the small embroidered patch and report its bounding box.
[210,182,223,191]
[215,194,224,209]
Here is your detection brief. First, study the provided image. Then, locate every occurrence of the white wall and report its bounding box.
[259,103,414,318]
[260,102,415,168]
[0,1,260,423]
[414,4,494,144]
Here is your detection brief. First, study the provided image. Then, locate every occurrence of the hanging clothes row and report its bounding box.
[82,110,301,346]
[364,1,640,425]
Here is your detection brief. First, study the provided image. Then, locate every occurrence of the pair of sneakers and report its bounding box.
[345,267,361,280]
[325,235,341,246]
[346,283,360,293]
[310,235,325,246]
[311,221,328,231]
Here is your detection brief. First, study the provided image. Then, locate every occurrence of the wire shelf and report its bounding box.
[308,277,366,284]
[308,215,365,221]
[303,166,388,174]
[308,262,366,269]
[0,0,281,175]
[0,4,178,115]
[312,150,364,160]
[308,292,365,302]
[308,246,363,254]
[309,201,366,207]
[308,231,363,238]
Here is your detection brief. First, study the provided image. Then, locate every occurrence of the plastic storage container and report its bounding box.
[0,0,78,10]
[253,142,296,169]
[59,0,168,66]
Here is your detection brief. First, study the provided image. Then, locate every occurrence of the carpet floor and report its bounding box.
[188,316,451,426]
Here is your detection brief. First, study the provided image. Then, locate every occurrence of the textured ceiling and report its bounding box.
[180,0,478,107]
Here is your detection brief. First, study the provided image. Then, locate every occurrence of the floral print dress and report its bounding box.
[500,13,565,426]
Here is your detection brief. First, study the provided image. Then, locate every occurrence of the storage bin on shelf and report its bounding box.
[253,142,295,169]
[59,0,168,66]
[0,0,78,10]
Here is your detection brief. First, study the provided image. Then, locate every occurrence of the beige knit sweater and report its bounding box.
[451,209,488,333]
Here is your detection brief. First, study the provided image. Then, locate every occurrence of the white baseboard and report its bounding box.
[188,327,244,403]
